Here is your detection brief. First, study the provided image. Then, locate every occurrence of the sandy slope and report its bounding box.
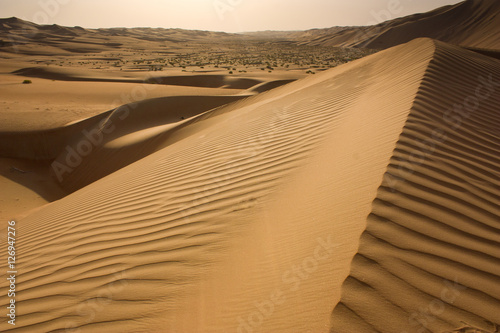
[330,41,500,332]
[0,38,440,332]
[0,39,304,236]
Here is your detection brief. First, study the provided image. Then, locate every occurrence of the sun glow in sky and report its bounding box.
[2,0,464,32]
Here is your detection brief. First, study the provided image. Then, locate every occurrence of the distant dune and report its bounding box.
[297,0,500,50]
[0,17,236,55]
[2,0,499,56]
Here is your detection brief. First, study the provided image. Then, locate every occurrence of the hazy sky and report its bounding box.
[2,0,464,32]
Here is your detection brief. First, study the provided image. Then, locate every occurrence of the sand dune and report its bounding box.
[1,7,499,331]
[51,94,250,193]
[330,40,500,332]
[2,1,498,331]
[0,17,235,55]
[0,38,455,332]
[297,0,500,51]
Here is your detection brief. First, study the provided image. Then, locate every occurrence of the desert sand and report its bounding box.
[0,0,499,332]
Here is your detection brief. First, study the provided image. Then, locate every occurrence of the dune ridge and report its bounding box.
[51,94,250,193]
[0,38,438,332]
[298,0,500,51]
[330,40,500,332]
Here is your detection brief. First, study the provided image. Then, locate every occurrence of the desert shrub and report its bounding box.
[22,80,32,84]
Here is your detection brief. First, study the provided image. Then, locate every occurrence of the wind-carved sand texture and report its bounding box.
[0,37,496,332]
[0,0,499,332]
[330,40,500,333]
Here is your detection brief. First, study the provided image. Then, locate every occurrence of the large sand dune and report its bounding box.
[295,0,500,51]
[3,37,497,332]
[330,40,500,333]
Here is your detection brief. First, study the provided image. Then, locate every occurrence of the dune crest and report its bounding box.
[0,38,440,332]
[330,40,500,332]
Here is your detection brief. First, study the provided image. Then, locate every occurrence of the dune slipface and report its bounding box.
[330,41,500,332]
[0,37,498,333]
